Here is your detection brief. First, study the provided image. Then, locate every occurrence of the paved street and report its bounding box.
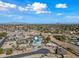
[4,48,50,58]
[51,35,79,57]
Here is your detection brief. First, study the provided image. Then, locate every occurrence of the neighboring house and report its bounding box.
[70,37,79,46]
[32,35,43,47]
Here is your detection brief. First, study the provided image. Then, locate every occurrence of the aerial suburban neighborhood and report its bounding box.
[0,0,79,58]
[0,24,79,58]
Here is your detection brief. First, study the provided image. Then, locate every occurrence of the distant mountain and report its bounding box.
[0,22,79,25]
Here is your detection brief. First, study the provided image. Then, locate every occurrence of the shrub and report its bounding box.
[0,32,7,38]
[66,47,75,53]
[6,48,13,55]
[0,48,4,54]
[53,35,66,42]
[38,46,41,48]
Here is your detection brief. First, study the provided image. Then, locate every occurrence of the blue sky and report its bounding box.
[0,0,79,24]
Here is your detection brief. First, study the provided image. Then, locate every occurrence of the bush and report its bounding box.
[45,35,51,43]
[6,48,13,55]
[0,48,4,54]
[67,47,75,53]
[38,46,41,48]
[53,35,66,42]
[0,32,7,38]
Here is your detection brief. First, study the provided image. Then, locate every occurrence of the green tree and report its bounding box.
[45,35,51,43]
[6,48,13,55]
[0,48,4,54]
[0,32,7,38]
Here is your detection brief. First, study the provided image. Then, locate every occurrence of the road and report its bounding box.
[51,35,79,57]
[4,48,50,58]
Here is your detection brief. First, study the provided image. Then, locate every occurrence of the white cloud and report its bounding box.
[32,2,47,12]
[66,15,79,19]
[0,13,23,19]
[36,11,51,14]
[0,1,16,10]
[18,2,50,14]
[56,3,68,8]
[5,14,13,17]
[57,13,63,16]
[18,6,28,11]
[0,1,50,14]
[13,16,23,20]
[0,13,12,17]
